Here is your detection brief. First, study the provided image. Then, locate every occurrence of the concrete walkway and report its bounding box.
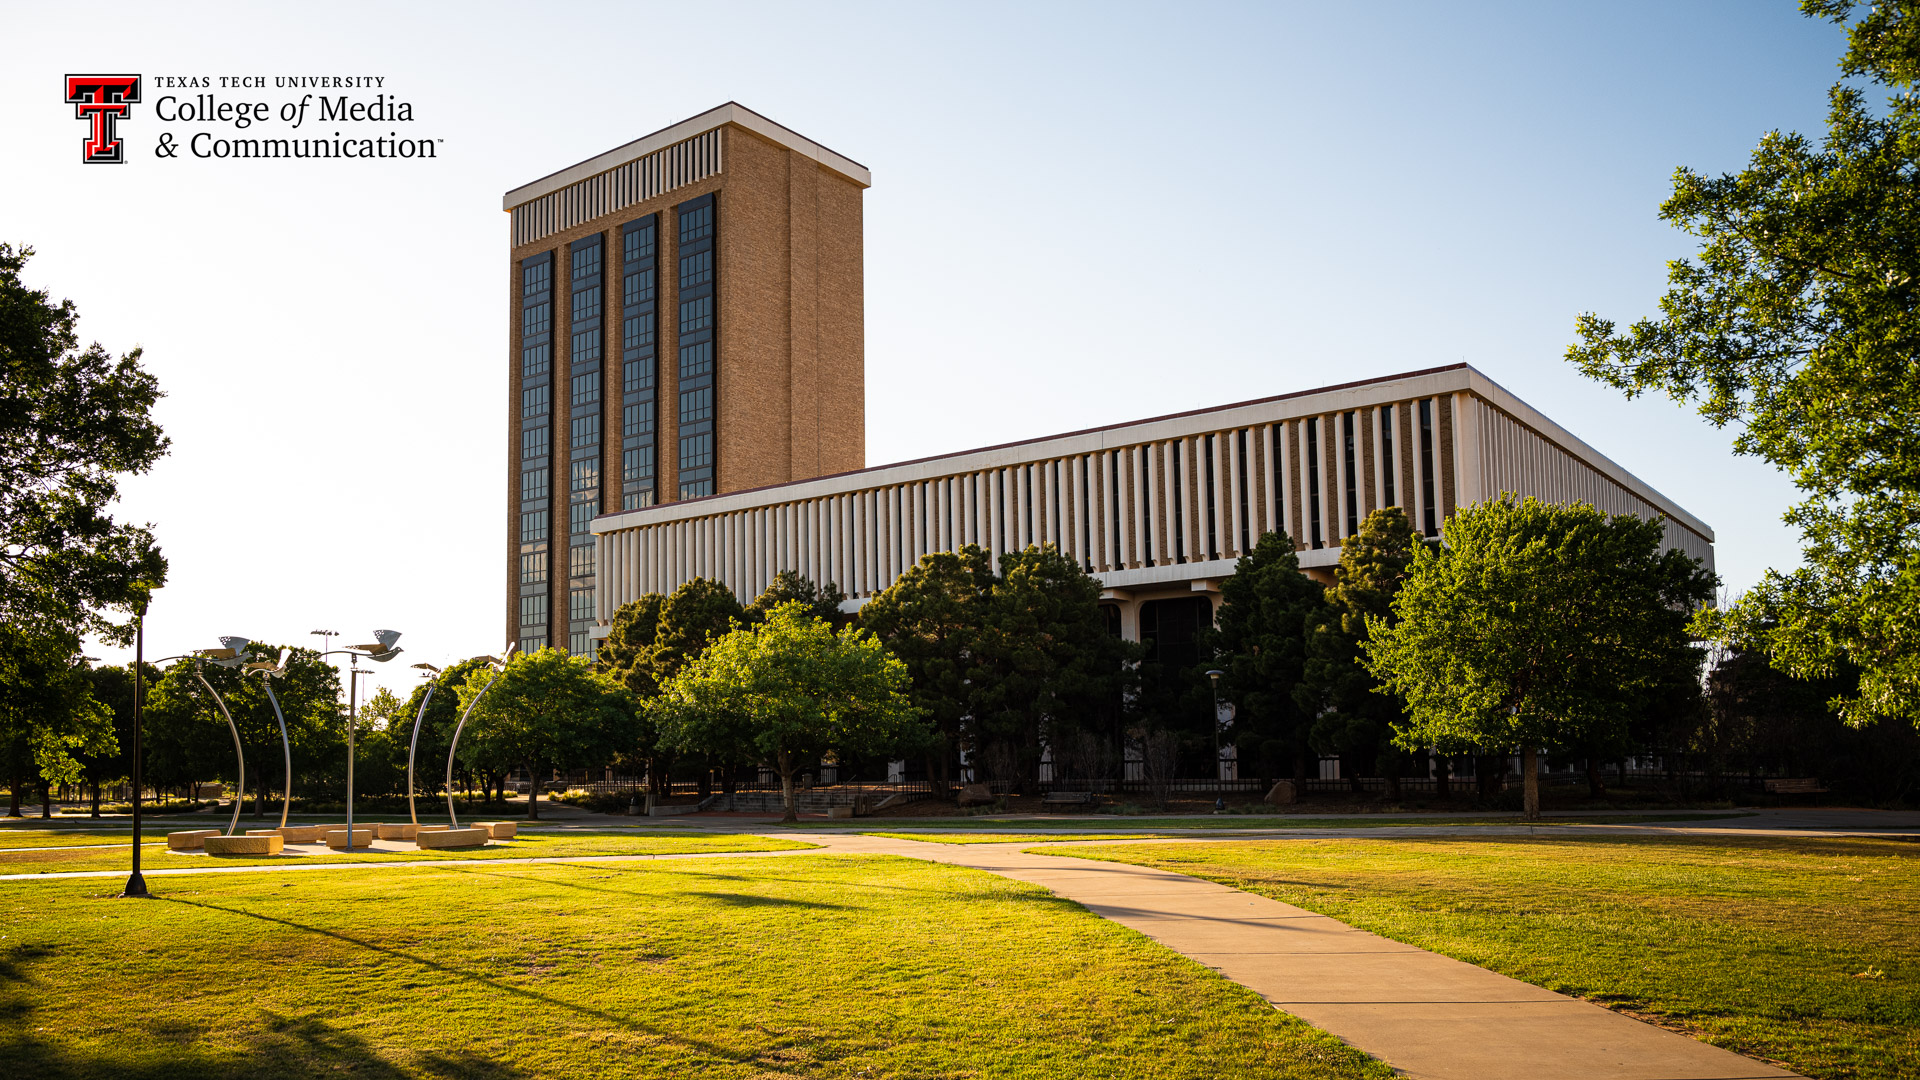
[808,832,1802,1080]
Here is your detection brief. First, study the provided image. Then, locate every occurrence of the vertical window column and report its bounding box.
[620,215,659,512]
[676,194,717,499]
[1306,417,1324,548]
[517,252,553,656]
[1419,398,1439,536]
[1380,405,1397,509]
[1342,411,1359,537]
[567,234,604,657]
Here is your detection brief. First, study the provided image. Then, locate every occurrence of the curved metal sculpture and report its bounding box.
[445,644,515,827]
[247,650,296,831]
[189,666,245,837]
[405,676,440,827]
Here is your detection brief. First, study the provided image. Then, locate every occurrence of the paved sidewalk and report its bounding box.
[806,833,1802,1080]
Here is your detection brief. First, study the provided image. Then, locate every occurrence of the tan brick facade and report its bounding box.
[504,111,868,650]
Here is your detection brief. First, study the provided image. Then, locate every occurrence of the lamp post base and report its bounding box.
[119,871,150,899]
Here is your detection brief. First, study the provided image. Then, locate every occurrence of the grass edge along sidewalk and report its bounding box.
[0,854,1395,1080]
[795,811,1754,832]
[0,830,816,876]
[1050,832,1917,1080]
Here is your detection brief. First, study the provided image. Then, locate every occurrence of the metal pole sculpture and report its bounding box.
[446,644,515,828]
[246,649,296,831]
[405,663,442,827]
[190,667,246,837]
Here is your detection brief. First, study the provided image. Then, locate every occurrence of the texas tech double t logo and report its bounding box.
[66,75,141,164]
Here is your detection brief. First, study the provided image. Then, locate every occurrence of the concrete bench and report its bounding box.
[475,821,517,839]
[323,829,374,850]
[206,834,283,856]
[824,806,854,819]
[416,827,490,849]
[376,823,420,840]
[166,829,222,851]
[250,825,331,843]
[956,784,995,807]
[1764,777,1829,796]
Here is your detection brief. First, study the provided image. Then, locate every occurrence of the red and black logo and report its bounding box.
[66,75,141,164]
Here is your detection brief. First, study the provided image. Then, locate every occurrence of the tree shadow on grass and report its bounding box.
[153,896,745,1066]
[0,1008,535,1080]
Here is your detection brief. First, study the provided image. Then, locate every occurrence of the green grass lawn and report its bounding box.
[803,811,1747,831]
[1057,834,1918,1079]
[0,830,815,876]
[862,832,1163,845]
[0,854,1392,1080]
[0,829,146,850]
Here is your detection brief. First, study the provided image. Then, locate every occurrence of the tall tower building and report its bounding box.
[503,103,869,655]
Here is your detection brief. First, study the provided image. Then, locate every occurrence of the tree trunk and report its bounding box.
[1433,752,1451,800]
[1522,746,1540,821]
[1585,757,1606,799]
[40,780,52,818]
[778,750,798,823]
[526,765,540,820]
[7,772,20,817]
[89,781,102,818]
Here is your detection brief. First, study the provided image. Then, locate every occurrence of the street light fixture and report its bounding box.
[403,662,441,828]
[315,630,404,849]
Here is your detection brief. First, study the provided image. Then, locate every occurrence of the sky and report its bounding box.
[2,1,1848,708]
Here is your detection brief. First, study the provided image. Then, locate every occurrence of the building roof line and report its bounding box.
[600,363,1472,517]
[501,102,870,210]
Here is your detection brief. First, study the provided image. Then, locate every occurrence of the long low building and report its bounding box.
[589,362,1714,648]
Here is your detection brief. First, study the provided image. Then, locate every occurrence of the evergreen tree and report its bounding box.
[746,570,850,629]
[1210,532,1328,782]
[1298,508,1418,795]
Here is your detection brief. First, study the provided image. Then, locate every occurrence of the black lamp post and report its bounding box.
[121,598,151,899]
[1204,669,1225,783]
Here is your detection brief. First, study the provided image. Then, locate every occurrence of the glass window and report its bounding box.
[1306,418,1323,548]
[569,501,597,535]
[521,384,549,419]
[623,356,653,395]
[623,311,655,352]
[680,386,713,425]
[1343,411,1359,536]
[1380,406,1396,507]
[623,401,654,439]
[521,426,549,461]
[1419,399,1437,535]
[623,445,654,484]
[622,489,655,511]
[522,301,549,340]
[571,415,600,450]
[518,634,546,655]
[519,550,547,585]
[679,340,713,380]
[623,267,655,309]
[521,342,549,379]
[570,588,593,621]
[520,509,549,544]
[570,544,595,579]
[571,458,599,494]
[519,594,547,627]
[521,467,549,502]
[569,631,591,657]
[570,371,600,409]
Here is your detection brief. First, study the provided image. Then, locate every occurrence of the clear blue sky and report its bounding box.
[2,1,1845,701]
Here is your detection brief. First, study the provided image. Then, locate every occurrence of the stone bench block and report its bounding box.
[249,825,330,843]
[376,823,420,840]
[475,821,517,839]
[323,829,374,850]
[416,827,489,849]
[824,806,854,819]
[206,834,283,856]
[166,829,222,851]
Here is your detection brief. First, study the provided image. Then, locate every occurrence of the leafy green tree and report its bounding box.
[75,663,143,816]
[1362,496,1716,819]
[597,578,742,796]
[859,546,998,789]
[0,244,167,646]
[0,625,112,817]
[144,646,343,817]
[395,657,496,804]
[1299,508,1419,795]
[652,601,922,822]
[1209,532,1329,783]
[971,544,1139,791]
[455,647,639,820]
[746,570,850,629]
[1567,1,1920,726]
